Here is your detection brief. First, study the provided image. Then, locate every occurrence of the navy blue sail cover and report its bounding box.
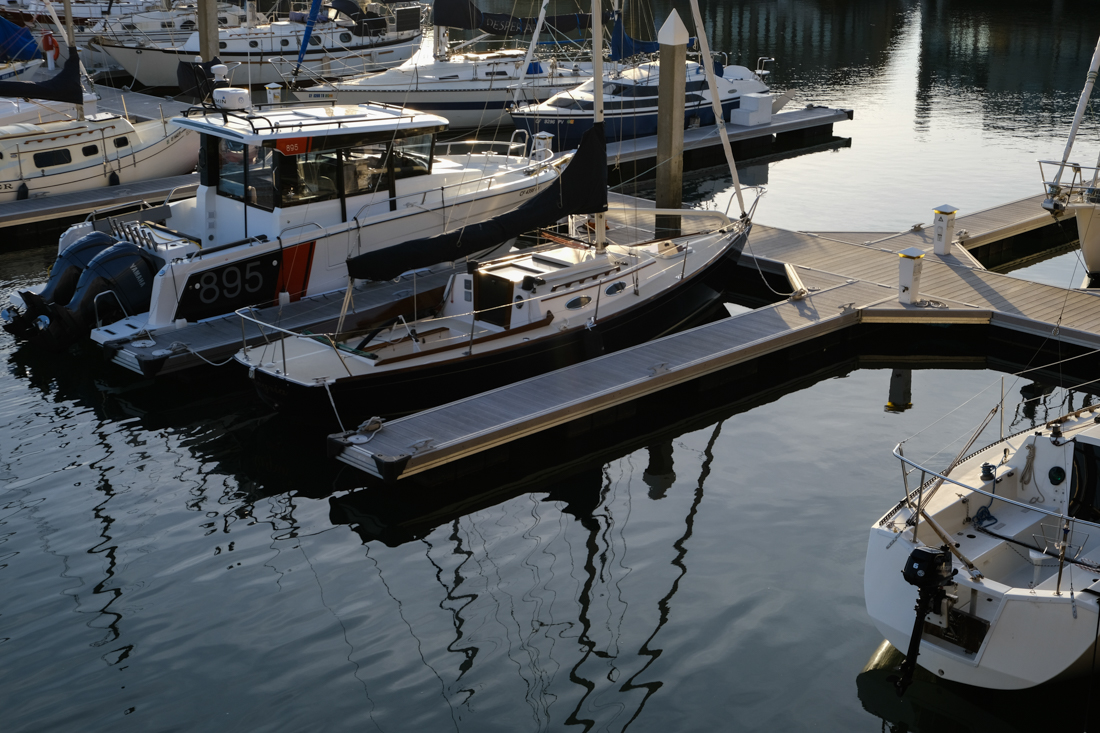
[433,0,611,35]
[0,16,38,62]
[346,123,608,282]
[0,44,82,104]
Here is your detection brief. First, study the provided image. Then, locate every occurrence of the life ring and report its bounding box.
[41,31,59,61]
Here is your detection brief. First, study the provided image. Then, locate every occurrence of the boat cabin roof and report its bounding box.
[171,102,448,145]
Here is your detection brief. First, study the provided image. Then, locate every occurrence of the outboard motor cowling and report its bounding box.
[891,545,957,697]
[2,231,120,339]
[19,242,165,351]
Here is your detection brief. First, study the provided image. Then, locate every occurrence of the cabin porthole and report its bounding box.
[605,281,626,296]
[339,32,352,43]
[566,296,592,310]
[514,296,523,309]
[219,41,227,49]
[249,40,258,48]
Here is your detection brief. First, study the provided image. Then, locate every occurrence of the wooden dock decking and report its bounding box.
[331,191,1097,482]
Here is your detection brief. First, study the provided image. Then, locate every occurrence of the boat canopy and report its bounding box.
[432,0,611,36]
[0,45,83,105]
[346,123,608,282]
[0,16,39,62]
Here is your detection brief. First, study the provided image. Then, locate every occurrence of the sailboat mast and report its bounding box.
[512,0,549,108]
[1051,33,1100,192]
[592,0,606,249]
[688,0,744,218]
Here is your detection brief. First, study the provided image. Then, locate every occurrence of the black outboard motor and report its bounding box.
[18,241,165,351]
[3,231,119,339]
[891,545,957,696]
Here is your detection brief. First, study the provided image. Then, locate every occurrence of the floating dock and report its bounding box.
[330,192,1094,482]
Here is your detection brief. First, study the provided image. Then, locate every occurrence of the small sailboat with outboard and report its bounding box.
[865,372,1100,691]
[233,1,757,427]
[2,88,569,367]
[93,0,424,88]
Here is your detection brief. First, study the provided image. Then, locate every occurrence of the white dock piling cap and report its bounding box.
[933,205,959,215]
[898,246,925,259]
[658,9,689,46]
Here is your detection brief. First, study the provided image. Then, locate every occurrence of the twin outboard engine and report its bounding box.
[2,232,164,351]
[891,545,958,696]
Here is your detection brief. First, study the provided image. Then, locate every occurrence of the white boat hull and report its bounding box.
[0,120,197,202]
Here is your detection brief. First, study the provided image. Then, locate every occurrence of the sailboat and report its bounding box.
[93,0,424,88]
[233,0,757,427]
[295,0,608,130]
[2,91,569,356]
[509,56,771,150]
[864,377,1100,690]
[0,35,198,202]
[1041,33,1100,288]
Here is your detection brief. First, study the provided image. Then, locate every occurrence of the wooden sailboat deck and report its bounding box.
[332,191,1097,481]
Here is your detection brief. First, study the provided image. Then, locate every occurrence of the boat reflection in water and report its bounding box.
[857,640,1100,732]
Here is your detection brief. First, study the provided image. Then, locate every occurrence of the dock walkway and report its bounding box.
[333,192,1096,481]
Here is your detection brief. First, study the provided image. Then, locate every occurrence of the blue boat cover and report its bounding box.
[0,16,40,62]
[346,123,608,282]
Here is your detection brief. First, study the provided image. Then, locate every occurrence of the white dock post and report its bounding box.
[897,247,925,304]
[932,205,958,255]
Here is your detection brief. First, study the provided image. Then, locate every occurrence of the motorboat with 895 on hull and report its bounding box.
[2,88,570,372]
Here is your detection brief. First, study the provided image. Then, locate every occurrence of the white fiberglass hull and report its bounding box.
[865,410,1100,689]
[95,29,421,87]
[0,119,197,202]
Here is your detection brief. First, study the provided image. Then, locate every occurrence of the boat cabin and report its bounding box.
[172,102,448,242]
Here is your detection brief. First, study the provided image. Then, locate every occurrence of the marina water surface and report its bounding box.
[4,1,1100,730]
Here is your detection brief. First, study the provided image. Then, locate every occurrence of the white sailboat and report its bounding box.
[2,91,569,357]
[297,0,602,130]
[0,37,198,202]
[93,0,424,87]
[234,0,758,427]
[1041,32,1100,288]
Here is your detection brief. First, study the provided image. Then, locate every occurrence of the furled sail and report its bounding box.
[432,0,610,35]
[347,123,608,282]
[0,43,82,104]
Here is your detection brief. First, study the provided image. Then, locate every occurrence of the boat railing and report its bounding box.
[890,443,1100,533]
[435,139,528,162]
[1038,159,1100,201]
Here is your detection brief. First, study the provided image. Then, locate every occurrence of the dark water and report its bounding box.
[6,2,1100,731]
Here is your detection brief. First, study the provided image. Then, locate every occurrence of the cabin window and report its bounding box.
[280,39,289,46]
[391,133,432,181]
[218,16,229,25]
[161,21,174,28]
[339,32,352,43]
[82,144,99,157]
[216,140,275,210]
[114,136,130,148]
[181,20,195,30]
[122,23,137,30]
[278,150,340,206]
[249,40,258,48]
[33,149,71,168]
[605,281,626,295]
[566,296,592,310]
[343,143,389,197]
[308,36,321,46]
[219,41,227,49]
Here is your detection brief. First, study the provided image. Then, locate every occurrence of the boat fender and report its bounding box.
[109,171,120,186]
[16,182,27,200]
